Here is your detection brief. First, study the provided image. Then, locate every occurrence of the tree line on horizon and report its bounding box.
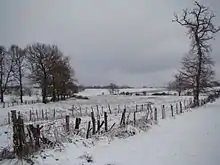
[0,43,77,104]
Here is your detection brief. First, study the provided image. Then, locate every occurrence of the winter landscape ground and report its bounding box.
[0,88,219,165]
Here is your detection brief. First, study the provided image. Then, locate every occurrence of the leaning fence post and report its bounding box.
[108,104,112,114]
[86,121,91,139]
[171,104,174,117]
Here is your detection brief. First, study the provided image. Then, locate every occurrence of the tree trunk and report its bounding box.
[42,73,47,104]
[19,67,23,103]
[52,76,56,102]
[0,60,3,103]
[194,34,202,106]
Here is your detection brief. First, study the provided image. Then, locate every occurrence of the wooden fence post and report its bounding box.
[36,110,39,121]
[75,118,81,129]
[3,102,5,108]
[180,102,183,113]
[136,104,138,112]
[171,104,174,117]
[96,105,99,118]
[120,108,126,126]
[91,111,96,134]
[162,105,165,119]
[65,115,70,132]
[53,108,56,120]
[79,106,82,116]
[118,105,120,113]
[108,104,112,114]
[141,104,144,111]
[154,108,157,121]
[86,121,91,139]
[133,111,136,125]
[176,103,179,114]
[42,109,44,120]
[29,110,32,121]
[45,109,48,120]
[104,112,108,132]
[8,112,10,124]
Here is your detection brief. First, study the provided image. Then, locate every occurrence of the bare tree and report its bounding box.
[168,73,185,96]
[25,43,52,103]
[108,83,118,95]
[0,46,16,102]
[26,43,77,103]
[173,1,220,106]
[10,45,26,103]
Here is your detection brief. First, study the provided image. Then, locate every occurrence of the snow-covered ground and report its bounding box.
[10,98,218,165]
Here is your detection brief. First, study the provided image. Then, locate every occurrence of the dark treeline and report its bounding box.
[0,43,77,104]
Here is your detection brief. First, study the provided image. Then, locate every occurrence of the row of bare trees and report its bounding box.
[0,43,77,104]
[169,1,220,106]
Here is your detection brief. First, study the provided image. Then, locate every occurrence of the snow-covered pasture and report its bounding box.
[0,93,194,152]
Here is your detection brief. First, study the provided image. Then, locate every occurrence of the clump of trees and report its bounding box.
[0,43,77,104]
[171,1,220,106]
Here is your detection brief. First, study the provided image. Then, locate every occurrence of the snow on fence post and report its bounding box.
[176,103,179,114]
[91,111,96,134]
[65,115,70,133]
[154,107,157,121]
[180,102,183,113]
[108,104,112,114]
[104,112,108,132]
[162,105,165,119]
[171,104,174,117]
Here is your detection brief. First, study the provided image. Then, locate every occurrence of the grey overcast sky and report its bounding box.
[0,0,220,87]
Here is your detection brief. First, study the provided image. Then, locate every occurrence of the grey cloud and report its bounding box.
[0,0,220,86]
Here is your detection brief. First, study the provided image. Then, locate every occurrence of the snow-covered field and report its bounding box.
[0,88,190,125]
[0,93,219,165]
